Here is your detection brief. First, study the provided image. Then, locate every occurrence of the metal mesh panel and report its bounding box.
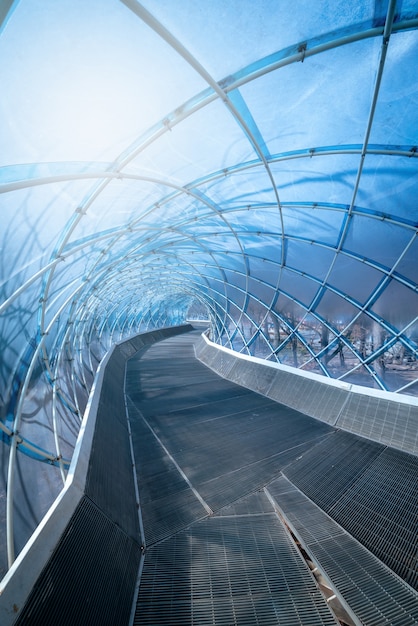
[329,447,418,590]
[209,350,238,379]
[129,376,252,418]
[194,337,218,368]
[267,478,347,545]
[126,400,208,545]
[196,441,322,512]
[127,352,222,394]
[95,348,128,428]
[282,432,418,590]
[134,348,332,492]
[141,489,208,546]
[197,341,350,426]
[118,340,139,360]
[336,393,418,455]
[128,332,418,623]
[144,394,279,431]
[264,370,347,425]
[127,333,332,533]
[84,344,140,540]
[312,537,418,626]
[267,476,418,626]
[216,490,275,516]
[228,359,277,396]
[197,338,418,454]
[135,513,338,625]
[283,430,384,511]
[14,496,141,626]
[127,336,146,352]
[85,413,140,540]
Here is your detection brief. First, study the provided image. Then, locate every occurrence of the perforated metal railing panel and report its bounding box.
[86,400,140,540]
[267,476,418,626]
[229,361,347,426]
[337,392,418,454]
[195,338,348,426]
[135,494,338,626]
[196,336,418,456]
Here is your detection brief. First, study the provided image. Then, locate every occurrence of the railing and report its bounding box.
[196,332,418,457]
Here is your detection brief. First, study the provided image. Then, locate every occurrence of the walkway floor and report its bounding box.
[125,331,418,626]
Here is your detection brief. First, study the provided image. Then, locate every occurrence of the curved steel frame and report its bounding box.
[1,0,418,569]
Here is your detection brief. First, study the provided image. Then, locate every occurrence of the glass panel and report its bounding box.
[140,0,375,80]
[369,29,418,146]
[366,339,417,393]
[395,235,418,285]
[277,269,319,307]
[356,155,418,222]
[128,99,257,186]
[270,154,360,207]
[242,233,282,261]
[0,180,94,287]
[342,214,413,268]
[371,279,418,330]
[242,37,379,155]
[0,0,207,164]
[199,165,278,208]
[314,287,361,325]
[327,254,384,305]
[246,275,277,304]
[286,240,336,281]
[283,205,344,246]
[273,293,307,325]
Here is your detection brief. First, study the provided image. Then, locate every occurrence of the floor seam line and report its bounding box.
[127,395,213,516]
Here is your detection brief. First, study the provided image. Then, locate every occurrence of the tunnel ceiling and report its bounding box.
[1,0,418,411]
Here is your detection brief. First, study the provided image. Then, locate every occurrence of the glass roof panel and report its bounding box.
[282,205,345,246]
[140,0,376,79]
[369,29,418,145]
[327,254,384,304]
[314,287,360,323]
[371,279,418,328]
[240,37,380,155]
[285,239,336,281]
[127,99,258,186]
[196,166,278,209]
[342,214,415,269]
[0,181,95,287]
[269,154,360,207]
[277,269,320,308]
[355,154,418,221]
[0,0,208,164]
[395,237,418,284]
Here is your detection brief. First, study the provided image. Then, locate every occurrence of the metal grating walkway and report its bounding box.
[126,331,418,625]
[135,494,338,626]
[283,431,418,590]
[267,476,418,626]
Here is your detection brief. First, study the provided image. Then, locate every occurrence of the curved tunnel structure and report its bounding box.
[0,0,418,621]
